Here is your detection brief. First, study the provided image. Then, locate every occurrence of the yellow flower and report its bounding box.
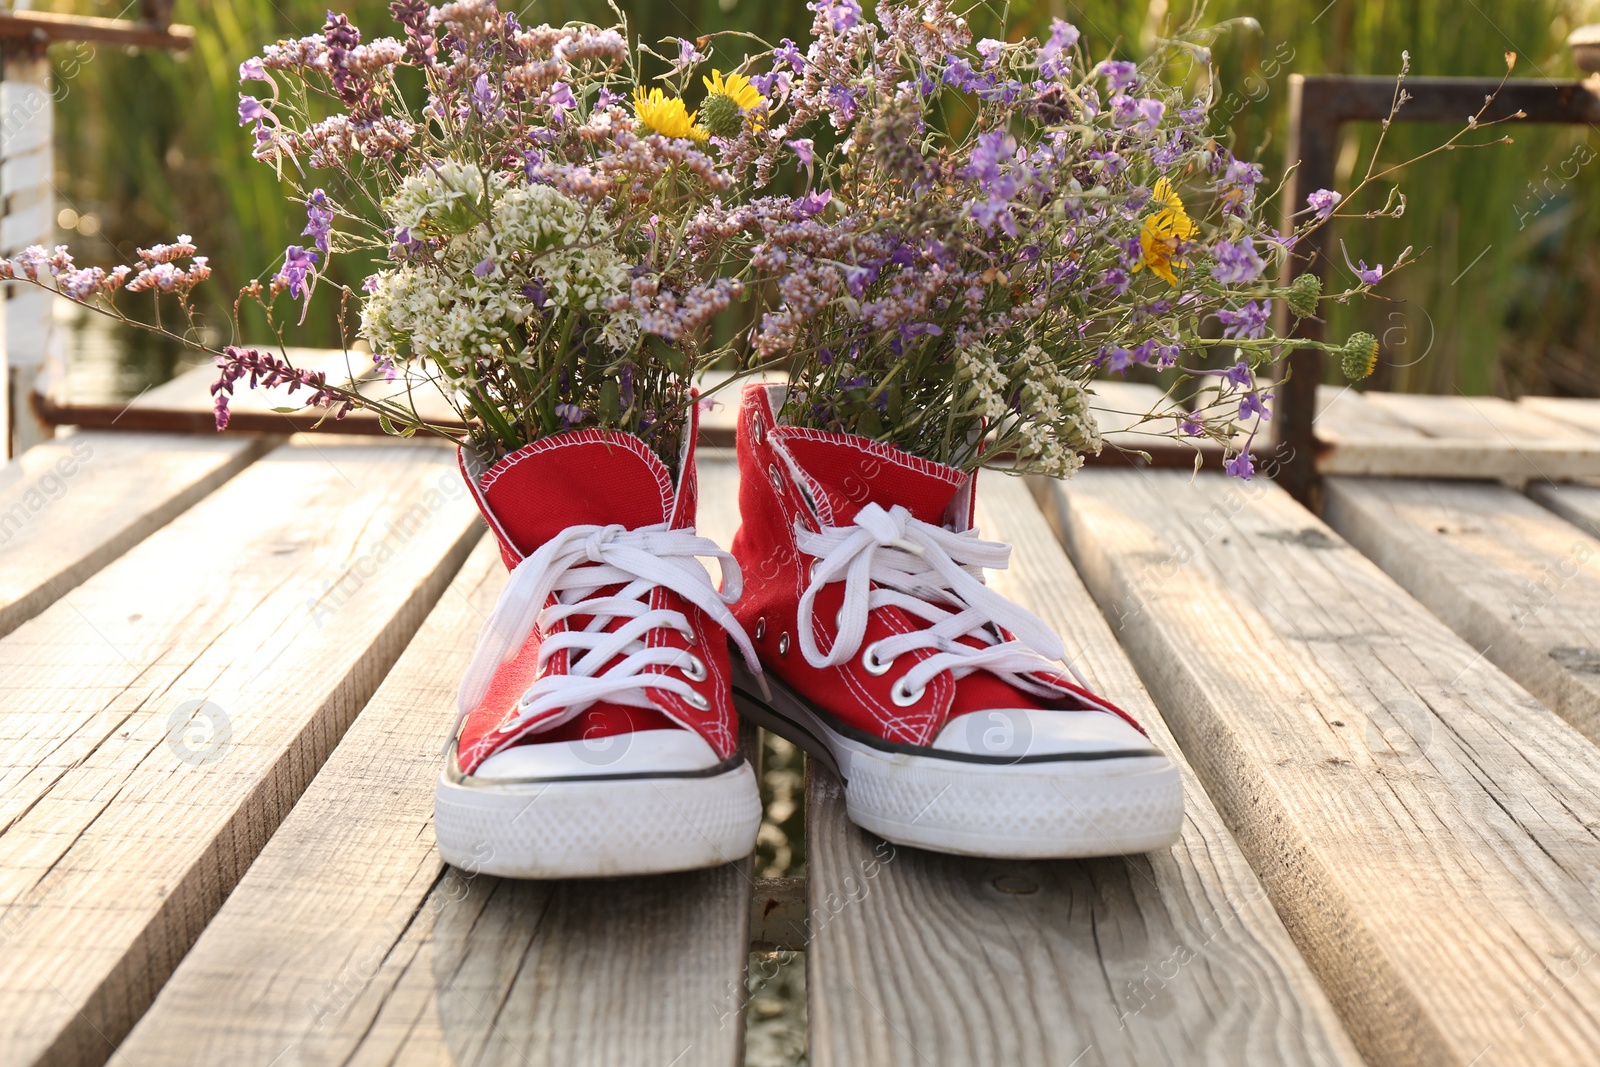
[699,70,767,137]
[702,69,765,112]
[633,86,709,143]
[1134,177,1198,286]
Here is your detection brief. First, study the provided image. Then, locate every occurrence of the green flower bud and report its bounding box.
[1340,331,1379,380]
[1286,272,1321,319]
[699,93,743,139]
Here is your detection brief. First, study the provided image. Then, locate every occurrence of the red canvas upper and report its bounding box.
[453,415,735,774]
[729,383,1147,746]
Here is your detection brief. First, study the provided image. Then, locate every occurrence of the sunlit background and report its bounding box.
[45,1,1600,398]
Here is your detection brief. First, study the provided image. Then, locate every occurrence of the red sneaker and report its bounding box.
[435,415,762,878]
[728,384,1183,858]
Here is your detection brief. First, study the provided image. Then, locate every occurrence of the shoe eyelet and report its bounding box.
[862,641,893,676]
[891,678,925,707]
[753,418,766,445]
[778,632,791,656]
[768,463,784,493]
[808,559,821,582]
[754,617,766,641]
[680,654,707,682]
[685,628,699,645]
[684,689,710,711]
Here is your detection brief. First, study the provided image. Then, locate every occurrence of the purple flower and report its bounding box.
[472,74,498,116]
[977,38,1005,69]
[362,274,381,293]
[1100,267,1129,295]
[1224,451,1255,479]
[775,38,805,72]
[808,0,861,33]
[1217,301,1270,340]
[303,189,333,255]
[1341,241,1384,285]
[274,245,318,299]
[1211,237,1266,284]
[473,256,495,278]
[1101,346,1133,374]
[794,189,832,217]
[372,353,398,381]
[547,82,577,114]
[1221,359,1253,389]
[787,137,815,167]
[830,84,861,121]
[238,95,268,125]
[521,280,548,308]
[239,57,267,82]
[943,57,993,94]
[1097,60,1139,93]
[1239,390,1273,422]
[1307,188,1341,220]
[1090,149,1124,177]
[1111,95,1164,133]
[675,38,705,70]
[555,403,586,429]
[1038,19,1080,78]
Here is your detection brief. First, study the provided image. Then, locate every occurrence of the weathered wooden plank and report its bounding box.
[1313,384,1430,445]
[1039,468,1600,1067]
[0,432,269,640]
[116,531,754,1067]
[1529,481,1600,541]
[1324,476,1600,748]
[0,438,482,1067]
[696,461,1361,1067]
[1313,389,1600,480]
[1518,395,1600,442]
[1363,392,1599,445]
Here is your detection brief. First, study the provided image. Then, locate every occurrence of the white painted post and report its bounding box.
[0,43,56,457]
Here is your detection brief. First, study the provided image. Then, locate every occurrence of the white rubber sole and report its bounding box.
[434,758,762,879]
[734,668,1184,859]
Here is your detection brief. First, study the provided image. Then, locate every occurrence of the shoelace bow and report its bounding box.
[455,523,759,741]
[795,502,1089,704]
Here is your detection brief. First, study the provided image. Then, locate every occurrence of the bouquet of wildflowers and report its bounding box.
[704,1,1505,478]
[8,0,795,471]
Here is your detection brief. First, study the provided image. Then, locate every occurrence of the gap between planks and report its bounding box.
[0,437,482,1067]
[697,459,1360,1067]
[0,431,271,640]
[1039,467,1600,1067]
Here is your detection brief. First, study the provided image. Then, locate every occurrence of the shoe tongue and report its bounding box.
[480,431,674,556]
[774,431,966,526]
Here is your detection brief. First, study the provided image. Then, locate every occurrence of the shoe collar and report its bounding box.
[746,382,977,531]
[459,400,701,568]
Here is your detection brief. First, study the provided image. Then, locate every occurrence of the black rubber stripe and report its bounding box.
[447,753,749,788]
[737,675,1160,766]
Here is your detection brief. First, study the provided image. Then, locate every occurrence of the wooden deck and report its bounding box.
[5,382,1600,1065]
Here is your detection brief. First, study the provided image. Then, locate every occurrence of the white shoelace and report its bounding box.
[795,503,1089,705]
[454,523,759,741]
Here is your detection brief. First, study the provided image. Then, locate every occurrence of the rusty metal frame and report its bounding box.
[1275,74,1600,506]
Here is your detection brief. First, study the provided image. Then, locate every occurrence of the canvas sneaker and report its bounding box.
[726,383,1183,858]
[435,409,762,878]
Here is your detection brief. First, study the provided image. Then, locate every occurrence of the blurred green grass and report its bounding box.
[48,0,1600,396]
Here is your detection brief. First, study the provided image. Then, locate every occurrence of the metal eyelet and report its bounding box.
[680,654,707,682]
[891,678,925,707]
[768,463,784,493]
[755,617,767,641]
[808,559,822,582]
[685,689,711,711]
[753,418,766,445]
[778,632,791,656]
[862,641,893,676]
